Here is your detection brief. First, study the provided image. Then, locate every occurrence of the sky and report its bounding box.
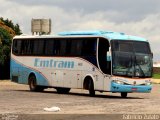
[1,0,160,61]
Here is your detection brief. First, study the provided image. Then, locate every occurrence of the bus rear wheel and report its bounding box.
[56,88,71,94]
[29,75,44,92]
[121,92,128,98]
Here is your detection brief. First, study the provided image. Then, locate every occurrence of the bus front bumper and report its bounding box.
[111,82,152,93]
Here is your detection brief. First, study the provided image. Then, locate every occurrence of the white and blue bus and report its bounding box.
[10,31,153,98]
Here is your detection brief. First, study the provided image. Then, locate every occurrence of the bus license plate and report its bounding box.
[132,88,137,91]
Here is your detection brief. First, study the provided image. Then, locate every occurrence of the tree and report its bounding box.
[0,27,11,65]
[0,27,12,79]
[14,24,22,35]
[0,17,22,35]
[0,17,22,79]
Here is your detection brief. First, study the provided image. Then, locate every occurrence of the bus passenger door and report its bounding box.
[103,75,111,91]
[94,73,110,91]
[94,72,104,90]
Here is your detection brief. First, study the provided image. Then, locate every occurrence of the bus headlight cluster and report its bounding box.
[145,82,152,85]
[112,80,125,85]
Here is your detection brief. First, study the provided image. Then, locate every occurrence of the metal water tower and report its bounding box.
[31,19,51,35]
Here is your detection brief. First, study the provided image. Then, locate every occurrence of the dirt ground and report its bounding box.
[0,80,160,119]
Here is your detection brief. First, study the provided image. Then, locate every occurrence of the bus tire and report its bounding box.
[28,75,44,92]
[88,79,95,97]
[121,92,128,98]
[56,88,70,94]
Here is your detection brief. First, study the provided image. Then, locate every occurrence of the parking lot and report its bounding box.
[0,80,160,119]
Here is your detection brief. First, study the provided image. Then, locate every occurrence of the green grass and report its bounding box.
[152,73,160,79]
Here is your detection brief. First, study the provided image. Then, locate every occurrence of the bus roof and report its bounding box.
[58,30,147,42]
[14,30,147,42]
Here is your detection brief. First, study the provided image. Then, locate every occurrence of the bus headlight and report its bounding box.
[145,82,152,85]
[112,80,125,85]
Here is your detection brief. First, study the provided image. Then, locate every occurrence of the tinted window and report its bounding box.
[81,39,96,56]
[133,42,150,53]
[12,40,21,54]
[44,40,54,55]
[12,38,97,56]
[111,40,151,54]
[71,39,82,56]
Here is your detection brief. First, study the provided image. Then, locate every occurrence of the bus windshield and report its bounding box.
[111,40,153,78]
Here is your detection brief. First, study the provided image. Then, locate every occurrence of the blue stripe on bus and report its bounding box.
[10,59,49,86]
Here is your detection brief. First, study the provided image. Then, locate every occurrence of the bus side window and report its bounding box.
[13,40,18,54]
[81,38,97,66]
[44,39,54,56]
[65,39,72,56]
[54,40,60,55]
[20,41,25,54]
[71,39,82,56]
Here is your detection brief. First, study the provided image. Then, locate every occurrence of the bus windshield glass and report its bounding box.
[111,40,153,78]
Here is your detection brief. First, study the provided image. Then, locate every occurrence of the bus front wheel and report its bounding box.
[88,79,95,97]
[121,92,128,98]
[28,75,44,92]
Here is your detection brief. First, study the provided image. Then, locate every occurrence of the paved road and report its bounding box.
[0,81,160,119]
